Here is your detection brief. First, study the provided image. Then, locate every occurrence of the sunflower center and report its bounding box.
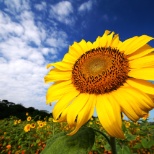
[72,47,129,94]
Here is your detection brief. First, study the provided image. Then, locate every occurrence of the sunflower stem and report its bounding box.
[110,137,117,154]
[93,129,110,144]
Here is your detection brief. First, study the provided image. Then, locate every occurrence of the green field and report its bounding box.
[0,114,154,154]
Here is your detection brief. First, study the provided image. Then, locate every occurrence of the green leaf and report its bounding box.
[41,126,95,154]
[118,145,131,154]
[148,140,154,148]
[133,143,142,149]
[125,133,136,141]
[104,144,111,151]
[141,138,149,148]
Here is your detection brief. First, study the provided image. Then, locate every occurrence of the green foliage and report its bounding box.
[0,114,154,154]
[41,127,95,154]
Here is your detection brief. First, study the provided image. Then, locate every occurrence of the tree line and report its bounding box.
[0,100,51,120]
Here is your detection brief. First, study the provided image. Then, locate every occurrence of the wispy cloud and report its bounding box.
[34,1,46,11]
[78,0,93,12]
[0,0,69,111]
[50,1,75,25]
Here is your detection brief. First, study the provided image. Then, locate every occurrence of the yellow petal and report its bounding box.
[99,30,111,47]
[128,44,154,60]
[53,89,80,120]
[54,107,69,122]
[46,63,53,69]
[46,82,75,103]
[127,78,154,95]
[67,44,82,60]
[87,41,93,50]
[118,36,138,52]
[124,35,153,55]
[93,36,101,48]
[68,94,96,135]
[110,34,120,48]
[128,68,154,80]
[106,32,115,47]
[62,52,77,64]
[50,61,73,71]
[45,69,72,82]
[70,41,85,57]
[111,88,140,121]
[129,54,154,68]
[67,93,89,126]
[96,94,124,138]
[121,85,154,110]
[78,39,89,53]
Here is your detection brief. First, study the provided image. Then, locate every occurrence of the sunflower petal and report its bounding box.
[71,41,85,56]
[106,32,115,47]
[62,52,77,64]
[96,94,124,138]
[111,88,140,121]
[54,107,69,122]
[45,69,72,82]
[78,39,89,53]
[53,89,80,120]
[99,30,111,47]
[46,82,75,103]
[128,44,154,60]
[127,78,154,95]
[67,93,89,126]
[129,54,154,68]
[121,85,154,109]
[68,94,96,135]
[128,68,154,80]
[111,34,120,48]
[124,35,153,55]
[49,61,74,71]
[87,41,93,50]
[93,36,101,48]
[118,36,138,52]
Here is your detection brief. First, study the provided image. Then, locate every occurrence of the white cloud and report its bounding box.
[46,30,68,48]
[50,1,75,25]
[4,0,30,14]
[0,0,69,112]
[34,1,46,11]
[78,0,93,12]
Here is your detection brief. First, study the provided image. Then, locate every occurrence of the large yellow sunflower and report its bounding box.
[44,30,154,139]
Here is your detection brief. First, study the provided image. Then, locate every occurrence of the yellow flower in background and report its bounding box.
[37,120,42,125]
[27,116,31,121]
[125,121,130,128]
[14,120,18,125]
[38,121,44,128]
[26,112,29,116]
[24,124,31,132]
[44,30,154,139]
[18,119,21,124]
[30,123,36,128]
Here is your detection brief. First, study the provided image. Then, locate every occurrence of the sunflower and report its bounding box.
[24,124,31,132]
[27,116,31,121]
[44,30,154,138]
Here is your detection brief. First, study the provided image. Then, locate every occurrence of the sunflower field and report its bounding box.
[0,113,154,154]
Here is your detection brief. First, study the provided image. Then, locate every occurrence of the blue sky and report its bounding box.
[0,0,154,119]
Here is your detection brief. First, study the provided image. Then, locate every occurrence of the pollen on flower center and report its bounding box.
[72,47,129,94]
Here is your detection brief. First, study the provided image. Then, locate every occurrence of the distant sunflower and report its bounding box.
[24,124,31,132]
[44,30,154,138]
[27,116,31,121]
